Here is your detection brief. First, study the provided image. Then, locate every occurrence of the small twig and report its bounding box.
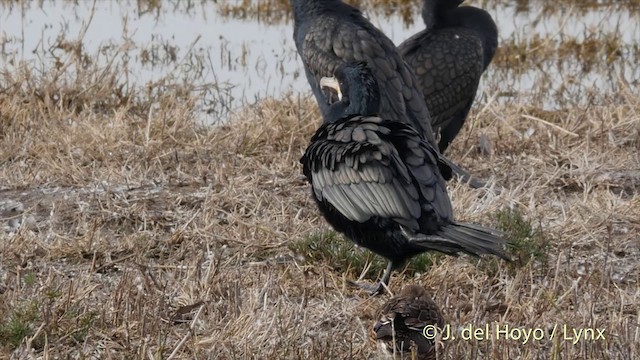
[93,253,136,273]
[170,34,202,74]
[167,298,204,360]
[26,322,47,348]
[521,114,579,137]
[145,102,156,146]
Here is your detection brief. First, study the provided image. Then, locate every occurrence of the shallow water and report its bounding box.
[0,1,637,123]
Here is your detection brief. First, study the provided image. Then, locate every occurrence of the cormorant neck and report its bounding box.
[421,0,437,30]
[290,0,339,20]
[422,0,462,30]
[325,101,352,123]
[325,86,380,123]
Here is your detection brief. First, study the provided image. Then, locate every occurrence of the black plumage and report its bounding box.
[290,0,436,145]
[300,62,508,294]
[374,285,445,360]
[399,0,498,153]
[290,0,493,189]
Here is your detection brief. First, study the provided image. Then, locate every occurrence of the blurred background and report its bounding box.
[1,0,638,124]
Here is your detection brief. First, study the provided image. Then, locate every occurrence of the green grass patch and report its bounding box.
[71,310,98,343]
[0,300,40,349]
[290,230,441,280]
[496,208,549,266]
[22,272,36,287]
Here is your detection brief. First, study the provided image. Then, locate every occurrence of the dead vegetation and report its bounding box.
[1,1,639,359]
[1,61,638,359]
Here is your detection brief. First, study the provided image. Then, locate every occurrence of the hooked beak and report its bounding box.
[373,321,394,339]
[320,76,342,101]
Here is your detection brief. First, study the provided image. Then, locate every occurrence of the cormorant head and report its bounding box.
[319,61,380,122]
[423,0,464,29]
[290,0,346,19]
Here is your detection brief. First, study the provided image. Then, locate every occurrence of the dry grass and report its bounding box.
[214,0,640,27]
[1,1,640,359]
[4,0,639,25]
[1,65,639,360]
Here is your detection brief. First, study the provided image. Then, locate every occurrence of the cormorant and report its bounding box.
[374,285,445,360]
[399,0,498,153]
[290,0,494,189]
[290,0,436,144]
[300,62,508,294]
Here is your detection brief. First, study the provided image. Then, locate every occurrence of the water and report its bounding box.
[1,0,637,123]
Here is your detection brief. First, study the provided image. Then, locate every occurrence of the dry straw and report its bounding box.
[1,0,639,359]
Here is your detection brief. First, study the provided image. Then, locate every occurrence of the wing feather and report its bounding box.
[304,117,422,226]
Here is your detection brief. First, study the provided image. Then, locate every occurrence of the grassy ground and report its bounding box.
[1,66,638,360]
[1,1,639,360]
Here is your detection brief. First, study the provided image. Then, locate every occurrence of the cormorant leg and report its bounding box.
[439,156,503,193]
[348,261,394,296]
[378,261,394,289]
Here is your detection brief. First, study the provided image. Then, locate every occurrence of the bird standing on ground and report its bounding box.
[300,61,508,295]
[399,0,498,153]
[374,285,445,360]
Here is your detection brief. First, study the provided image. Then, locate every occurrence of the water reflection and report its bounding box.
[0,1,637,124]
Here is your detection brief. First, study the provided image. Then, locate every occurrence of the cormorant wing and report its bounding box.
[302,116,423,229]
[399,29,485,129]
[302,20,406,117]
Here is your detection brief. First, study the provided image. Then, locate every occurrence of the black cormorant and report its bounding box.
[399,0,498,153]
[300,62,508,294]
[291,0,495,189]
[290,0,436,144]
[374,285,445,360]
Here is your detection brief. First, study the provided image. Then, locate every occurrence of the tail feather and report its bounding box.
[402,223,510,261]
[436,222,510,261]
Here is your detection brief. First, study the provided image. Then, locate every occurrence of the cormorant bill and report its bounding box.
[300,62,509,295]
[399,0,498,153]
[374,285,445,360]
